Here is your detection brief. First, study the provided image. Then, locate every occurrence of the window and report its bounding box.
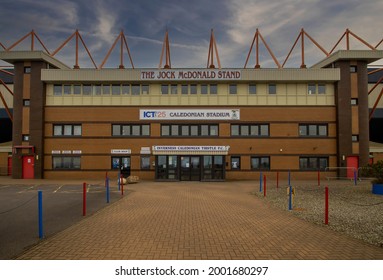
[122,84,130,95]
[229,84,237,94]
[102,84,110,95]
[351,99,358,105]
[94,85,102,95]
[318,84,326,94]
[53,124,81,136]
[73,85,81,95]
[268,84,276,94]
[142,85,149,94]
[201,84,208,94]
[112,124,150,136]
[299,157,328,171]
[181,85,188,94]
[24,67,31,74]
[231,156,240,170]
[190,84,197,94]
[350,66,357,73]
[251,157,270,170]
[299,124,327,137]
[210,84,217,94]
[83,84,92,95]
[53,85,62,96]
[249,84,256,94]
[53,156,81,169]
[112,85,121,95]
[141,156,151,170]
[132,84,140,95]
[161,124,219,137]
[23,99,30,106]
[171,84,178,94]
[111,156,130,170]
[308,84,316,94]
[231,124,269,137]
[22,135,30,141]
[63,85,71,95]
[352,135,359,142]
[161,84,169,94]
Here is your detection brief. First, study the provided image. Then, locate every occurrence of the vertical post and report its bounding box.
[325,186,329,225]
[118,169,121,191]
[106,176,110,204]
[354,169,357,185]
[276,171,279,189]
[288,170,291,186]
[259,171,263,192]
[318,169,321,187]
[82,182,86,216]
[38,190,43,239]
[121,174,124,196]
[288,186,292,210]
[263,175,267,197]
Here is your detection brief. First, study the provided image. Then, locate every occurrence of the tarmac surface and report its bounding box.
[1,177,382,260]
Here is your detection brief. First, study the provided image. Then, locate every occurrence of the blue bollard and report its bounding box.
[354,169,357,186]
[288,186,292,210]
[106,177,110,203]
[288,170,291,186]
[259,171,263,192]
[118,170,121,191]
[38,190,43,239]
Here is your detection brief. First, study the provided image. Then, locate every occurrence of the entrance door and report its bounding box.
[180,156,201,181]
[22,156,34,179]
[7,156,12,176]
[346,156,358,179]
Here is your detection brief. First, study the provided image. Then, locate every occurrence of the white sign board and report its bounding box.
[111,149,131,154]
[141,69,241,81]
[140,109,240,120]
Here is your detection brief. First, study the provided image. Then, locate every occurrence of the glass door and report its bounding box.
[190,156,201,181]
[180,156,190,181]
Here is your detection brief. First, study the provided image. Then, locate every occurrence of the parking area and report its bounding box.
[0,178,123,259]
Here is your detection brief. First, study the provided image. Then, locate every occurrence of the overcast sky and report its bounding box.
[0,0,382,68]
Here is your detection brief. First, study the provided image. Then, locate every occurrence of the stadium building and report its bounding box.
[1,29,383,181]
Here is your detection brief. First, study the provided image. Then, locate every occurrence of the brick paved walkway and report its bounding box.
[17,181,383,260]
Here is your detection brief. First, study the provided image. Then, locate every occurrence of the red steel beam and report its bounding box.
[368,75,383,95]
[369,86,383,120]
[282,31,301,67]
[0,42,6,50]
[0,69,14,76]
[376,38,383,48]
[258,31,281,68]
[0,89,13,122]
[368,68,383,75]
[0,79,14,96]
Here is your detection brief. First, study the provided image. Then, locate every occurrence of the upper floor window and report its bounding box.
[268,84,276,94]
[249,84,256,94]
[350,66,357,73]
[231,124,269,137]
[24,67,31,74]
[299,124,327,137]
[112,124,150,136]
[161,124,218,137]
[229,84,237,94]
[53,124,82,136]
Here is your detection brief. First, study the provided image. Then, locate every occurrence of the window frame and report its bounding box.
[53,124,82,137]
[251,156,270,170]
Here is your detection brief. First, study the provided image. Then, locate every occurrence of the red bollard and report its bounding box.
[325,186,329,225]
[121,175,124,196]
[318,170,321,187]
[83,182,87,216]
[263,175,267,197]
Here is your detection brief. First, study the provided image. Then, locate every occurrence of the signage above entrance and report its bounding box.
[140,109,240,120]
[153,146,230,155]
[140,69,241,81]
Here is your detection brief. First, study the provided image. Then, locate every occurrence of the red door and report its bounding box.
[22,156,34,179]
[346,156,358,179]
[7,156,12,176]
